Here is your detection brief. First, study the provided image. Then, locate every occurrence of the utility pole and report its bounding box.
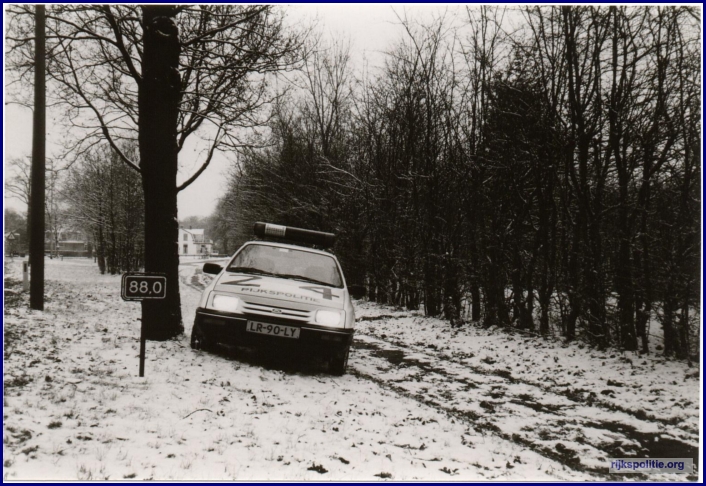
[29,4,46,311]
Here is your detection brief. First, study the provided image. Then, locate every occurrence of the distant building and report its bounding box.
[178,227,213,256]
[45,228,92,257]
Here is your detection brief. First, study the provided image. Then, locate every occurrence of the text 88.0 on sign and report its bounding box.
[121,274,167,301]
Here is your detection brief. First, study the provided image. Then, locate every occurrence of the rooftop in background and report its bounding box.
[179,227,212,246]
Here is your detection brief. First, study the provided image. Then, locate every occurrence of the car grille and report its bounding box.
[241,301,311,322]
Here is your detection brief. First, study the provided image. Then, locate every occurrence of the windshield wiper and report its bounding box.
[227,266,276,277]
[276,274,333,287]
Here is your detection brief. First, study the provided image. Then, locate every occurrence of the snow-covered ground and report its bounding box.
[3,258,701,481]
[352,302,701,479]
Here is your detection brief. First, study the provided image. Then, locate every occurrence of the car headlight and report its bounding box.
[210,294,240,313]
[315,310,343,327]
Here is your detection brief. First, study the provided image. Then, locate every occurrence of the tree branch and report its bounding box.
[177,127,222,192]
[181,6,267,48]
[101,5,142,85]
[57,37,141,174]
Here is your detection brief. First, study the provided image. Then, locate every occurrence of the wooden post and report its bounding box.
[29,4,46,311]
[139,318,146,377]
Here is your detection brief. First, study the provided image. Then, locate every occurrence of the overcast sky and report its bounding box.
[3,4,454,219]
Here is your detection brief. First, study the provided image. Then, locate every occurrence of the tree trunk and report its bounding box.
[634,203,652,355]
[442,253,461,325]
[609,5,637,352]
[586,208,607,347]
[677,291,690,361]
[615,178,635,349]
[139,6,183,340]
[468,209,482,321]
[470,283,481,321]
[661,294,677,357]
[565,179,581,342]
[424,255,440,316]
[539,297,550,336]
[537,172,553,336]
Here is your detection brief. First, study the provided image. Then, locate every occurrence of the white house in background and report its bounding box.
[178,227,213,256]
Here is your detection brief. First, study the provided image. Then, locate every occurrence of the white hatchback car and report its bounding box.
[191,223,365,375]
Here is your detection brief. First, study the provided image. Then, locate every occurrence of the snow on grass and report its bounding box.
[353,300,700,480]
[4,258,587,481]
[354,301,700,429]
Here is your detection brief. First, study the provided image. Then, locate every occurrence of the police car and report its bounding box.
[191,223,365,375]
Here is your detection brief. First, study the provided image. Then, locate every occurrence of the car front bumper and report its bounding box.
[194,308,354,352]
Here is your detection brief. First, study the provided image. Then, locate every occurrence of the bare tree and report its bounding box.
[7,5,309,339]
[63,144,144,274]
[5,156,63,251]
[300,36,354,158]
[5,157,33,206]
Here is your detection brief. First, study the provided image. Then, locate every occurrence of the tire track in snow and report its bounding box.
[348,338,607,477]
[178,263,212,293]
[356,317,697,432]
[348,332,699,479]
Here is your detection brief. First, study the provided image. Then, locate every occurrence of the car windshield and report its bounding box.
[227,244,343,288]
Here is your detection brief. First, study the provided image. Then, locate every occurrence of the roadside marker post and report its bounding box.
[22,261,29,291]
[121,273,167,377]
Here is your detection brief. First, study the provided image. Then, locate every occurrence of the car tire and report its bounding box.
[329,346,350,376]
[190,322,211,351]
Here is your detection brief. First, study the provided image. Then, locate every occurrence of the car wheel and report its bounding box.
[190,322,210,351]
[329,346,350,376]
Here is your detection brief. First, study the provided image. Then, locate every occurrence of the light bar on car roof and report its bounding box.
[253,222,336,248]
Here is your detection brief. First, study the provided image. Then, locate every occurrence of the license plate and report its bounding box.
[246,321,300,339]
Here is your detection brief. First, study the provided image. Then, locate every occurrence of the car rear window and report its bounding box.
[227,244,343,288]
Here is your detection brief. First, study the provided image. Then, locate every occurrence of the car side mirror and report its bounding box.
[348,285,367,299]
[203,262,223,275]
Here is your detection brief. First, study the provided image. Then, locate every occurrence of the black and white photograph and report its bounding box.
[2,3,702,481]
